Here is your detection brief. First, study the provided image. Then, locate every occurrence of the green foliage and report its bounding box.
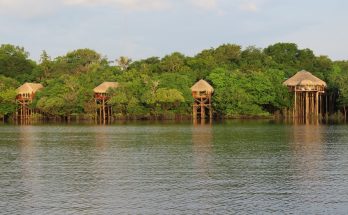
[208,68,291,117]
[240,46,274,71]
[35,75,93,116]
[208,68,265,116]
[53,49,104,75]
[264,43,299,71]
[213,44,241,66]
[151,88,185,115]
[116,56,132,71]
[329,62,348,110]
[0,76,18,118]
[0,44,36,82]
[336,73,348,108]
[0,42,346,120]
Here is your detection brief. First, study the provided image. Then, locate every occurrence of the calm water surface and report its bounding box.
[0,121,347,214]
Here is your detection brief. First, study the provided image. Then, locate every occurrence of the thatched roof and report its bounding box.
[16,83,43,94]
[283,70,327,87]
[93,82,119,93]
[191,79,214,93]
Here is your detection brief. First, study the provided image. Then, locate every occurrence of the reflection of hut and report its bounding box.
[16,83,43,120]
[283,70,326,122]
[192,124,213,177]
[290,124,324,184]
[94,82,118,123]
[191,79,214,120]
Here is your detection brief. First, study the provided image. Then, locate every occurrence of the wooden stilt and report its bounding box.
[103,99,106,124]
[305,92,309,123]
[316,92,319,118]
[200,98,205,119]
[326,94,328,120]
[294,91,297,118]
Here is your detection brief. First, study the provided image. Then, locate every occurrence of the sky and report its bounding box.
[0,0,347,62]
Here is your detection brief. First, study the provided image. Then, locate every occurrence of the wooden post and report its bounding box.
[300,92,303,123]
[15,101,17,122]
[200,98,205,119]
[316,92,319,118]
[209,105,212,120]
[294,90,297,118]
[302,92,304,121]
[312,92,314,120]
[325,93,328,120]
[108,105,112,123]
[102,99,105,124]
[318,93,321,117]
[193,105,197,120]
[111,106,113,121]
[98,104,100,123]
[306,92,309,123]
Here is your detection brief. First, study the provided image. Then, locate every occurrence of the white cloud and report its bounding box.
[0,0,59,17]
[0,0,171,17]
[63,0,172,11]
[239,2,259,12]
[189,0,226,16]
[278,20,348,60]
[190,0,217,10]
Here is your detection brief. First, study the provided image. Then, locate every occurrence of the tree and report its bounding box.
[214,44,241,66]
[240,46,275,72]
[0,75,19,119]
[32,50,53,81]
[35,75,93,119]
[53,49,103,74]
[208,68,266,117]
[0,44,36,82]
[154,88,184,110]
[160,52,188,73]
[336,72,348,120]
[264,43,299,76]
[116,56,132,71]
[297,48,316,71]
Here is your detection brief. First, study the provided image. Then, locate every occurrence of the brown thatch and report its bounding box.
[16,83,43,94]
[283,70,327,87]
[93,82,119,93]
[191,79,214,93]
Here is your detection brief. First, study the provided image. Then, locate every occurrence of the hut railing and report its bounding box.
[289,85,325,93]
[94,93,110,100]
[192,92,212,99]
[16,93,34,100]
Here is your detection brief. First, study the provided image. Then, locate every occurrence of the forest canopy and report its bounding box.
[1,42,348,120]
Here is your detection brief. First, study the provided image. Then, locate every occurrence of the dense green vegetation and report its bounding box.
[0,43,348,121]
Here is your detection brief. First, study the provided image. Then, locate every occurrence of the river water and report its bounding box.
[0,121,347,214]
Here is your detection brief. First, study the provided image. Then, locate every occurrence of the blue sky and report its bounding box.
[0,0,347,61]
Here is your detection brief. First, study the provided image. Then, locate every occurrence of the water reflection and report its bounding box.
[289,124,326,200]
[0,123,347,214]
[290,124,325,168]
[18,126,41,214]
[19,126,37,175]
[93,126,110,151]
[192,123,213,177]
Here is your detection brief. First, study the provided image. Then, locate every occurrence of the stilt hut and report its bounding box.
[16,83,43,120]
[283,70,326,122]
[191,79,214,121]
[94,82,118,123]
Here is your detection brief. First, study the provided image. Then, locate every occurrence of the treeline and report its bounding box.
[1,43,348,121]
